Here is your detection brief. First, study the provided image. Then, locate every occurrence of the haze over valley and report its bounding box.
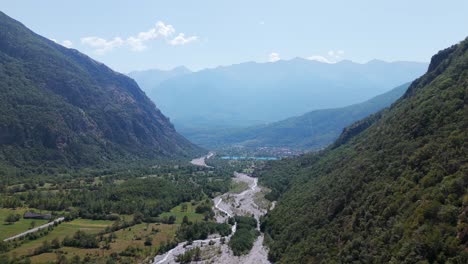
[130,59,427,150]
[0,1,467,264]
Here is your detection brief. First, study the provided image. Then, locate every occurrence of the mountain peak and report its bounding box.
[366,59,387,64]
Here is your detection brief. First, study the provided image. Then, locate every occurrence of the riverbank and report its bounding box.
[152,155,272,264]
[190,152,214,167]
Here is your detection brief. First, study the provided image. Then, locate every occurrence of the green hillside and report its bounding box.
[258,38,467,263]
[0,11,201,173]
[196,82,410,150]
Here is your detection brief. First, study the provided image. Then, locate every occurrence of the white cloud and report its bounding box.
[50,38,73,48]
[328,50,345,60]
[62,40,73,48]
[153,21,176,37]
[169,33,198,46]
[81,36,125,55]
[81,21,196,54]
[269,52,280,62]
[307,55,333,64]
[307,50,345,64]
[127,22,177,51]
[126,36,147,51]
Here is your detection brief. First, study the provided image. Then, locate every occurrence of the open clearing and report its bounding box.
[6,200,206,263]
[0,208,48,241]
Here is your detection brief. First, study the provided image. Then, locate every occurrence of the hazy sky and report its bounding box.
[1,0,467,72]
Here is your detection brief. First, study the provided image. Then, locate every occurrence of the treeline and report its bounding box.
[229,216,259,256]
[176,247,202,263]
[62,230,99,248]
[176,221,231,241]
[0,165,232,220]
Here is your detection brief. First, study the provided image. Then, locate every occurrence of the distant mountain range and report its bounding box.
[0,11,201,171]
[192,82,410,150]
[131,58,428,142]
[127,66,191,93]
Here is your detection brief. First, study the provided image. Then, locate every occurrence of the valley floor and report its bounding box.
[189,152,214,167]
[152,156,272,264]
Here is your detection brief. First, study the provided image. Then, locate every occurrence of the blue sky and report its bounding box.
[1,0,467,72]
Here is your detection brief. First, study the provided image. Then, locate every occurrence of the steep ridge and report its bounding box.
[258,38,467,263]
[0,12,201,171]
[197,82,410,149]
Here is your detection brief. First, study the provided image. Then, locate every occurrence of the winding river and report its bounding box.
[152,154,271,264]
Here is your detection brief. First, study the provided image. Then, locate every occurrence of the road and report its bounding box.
[3,217,65,242]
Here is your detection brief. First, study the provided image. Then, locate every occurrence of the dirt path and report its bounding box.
[3,217,65,242]
[152,156,272,264]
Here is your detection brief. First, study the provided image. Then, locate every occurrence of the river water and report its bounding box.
[152,155,272,264]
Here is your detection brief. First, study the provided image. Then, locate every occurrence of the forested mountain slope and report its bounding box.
[196,82,410,149]
[0,12,201,172]
[258,38,467,263]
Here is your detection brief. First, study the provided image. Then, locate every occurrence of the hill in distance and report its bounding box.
[0,11,201,172]
[141,58,427,136]
[258,38,467,263]
[187,82,411,150]
[127,66,191,94]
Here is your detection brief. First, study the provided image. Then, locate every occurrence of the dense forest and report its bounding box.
[229,216,259,256]
[257,38,467,263]
[0,165,231,221]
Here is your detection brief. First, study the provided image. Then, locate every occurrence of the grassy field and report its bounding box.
[230,181,249,194]
[159,201,205,224]
[0,208,49,241]
[8,218,114,258]
[28,223,178,263]
[15,201,207,263]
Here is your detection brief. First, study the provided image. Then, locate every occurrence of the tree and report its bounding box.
[182,215,189,225]
[193,247,201,261]
[144,236,152,246]
[56,252,68,264]
[51,238,61,249]
[5,213,20,224]
[168,215,176,224]
[70,255,81,264]
[133,211,144,224]
[63,231,99,248]
[181,203,188,212]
